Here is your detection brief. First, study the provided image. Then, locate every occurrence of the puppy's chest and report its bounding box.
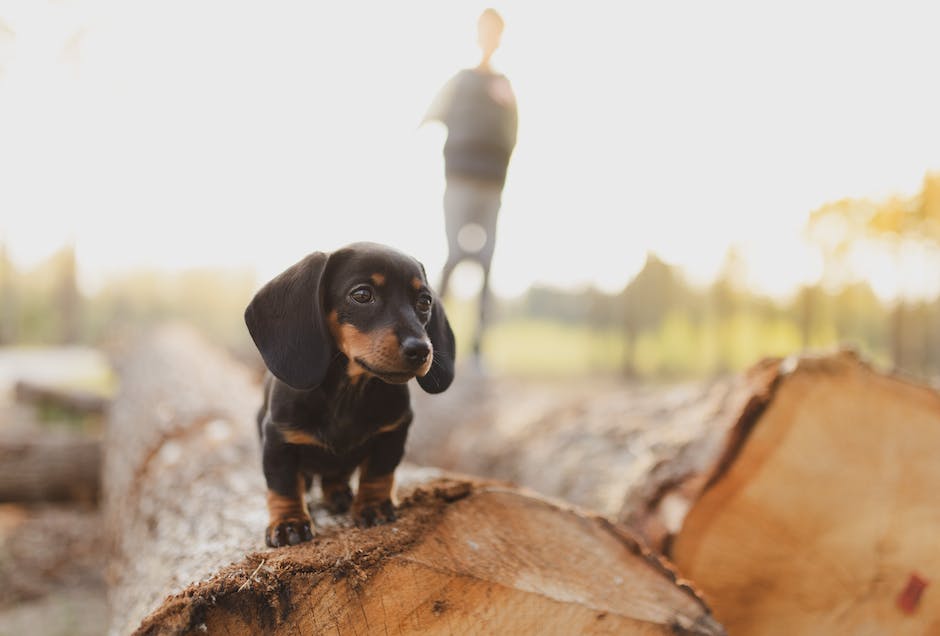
[303,384,408,455]
[319,408,388,454]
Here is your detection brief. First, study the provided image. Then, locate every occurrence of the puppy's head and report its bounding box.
[245,242,455,393]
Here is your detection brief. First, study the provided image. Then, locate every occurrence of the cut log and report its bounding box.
[412,351,940,632]
[104,326,725,636]
[136,482,725,635]
[668,352,940,634]
[408,367,774,549]
[620,358,782,552]
[0,432,100,502]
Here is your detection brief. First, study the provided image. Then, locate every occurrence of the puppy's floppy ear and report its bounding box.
[418,292,456,394]
[245,252,334,390]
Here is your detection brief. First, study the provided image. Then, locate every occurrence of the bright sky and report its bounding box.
[1,0,939,299]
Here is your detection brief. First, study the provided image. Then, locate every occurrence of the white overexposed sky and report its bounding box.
[1,0,938,299]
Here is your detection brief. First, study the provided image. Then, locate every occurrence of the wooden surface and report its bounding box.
[408,362,782,553]
[138,484,724,636]
[0,432,100,502]
[105,326,724,636]
[103,325,266,636]
[671,352,940,634]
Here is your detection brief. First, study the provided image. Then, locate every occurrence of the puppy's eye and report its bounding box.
[350,286,374,304]
[416,295,432,312]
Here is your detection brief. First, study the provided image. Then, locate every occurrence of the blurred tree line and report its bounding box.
[496,254,902,378]
[0,244,256,359]
[2,173,938,380]
[496,172,940,380]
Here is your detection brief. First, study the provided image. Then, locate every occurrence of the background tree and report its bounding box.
[619,254,682,377]
[806,172,940,376]
[0,242,16,345]
[57,244,80,345]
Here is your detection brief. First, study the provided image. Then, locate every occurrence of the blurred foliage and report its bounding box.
[4,174,940,381]
[805,172,940,376]
[0,245,257,360]
[86,267,257,356]
[0,248,931,380]
[35,403,103,434]
[471,272,899,379]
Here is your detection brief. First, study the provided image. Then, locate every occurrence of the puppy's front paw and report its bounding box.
[265,518,314,548]
[323,485,353,514]
[352,499,397,528]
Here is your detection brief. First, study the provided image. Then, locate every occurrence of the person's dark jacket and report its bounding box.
[425,69,518,187]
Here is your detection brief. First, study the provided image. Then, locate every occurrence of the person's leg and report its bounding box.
[438,255,460,300]
[438,178,469,298]
[472,265,491,358]
[471,183,503,357]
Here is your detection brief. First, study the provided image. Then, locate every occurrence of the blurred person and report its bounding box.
[423,8,518,361]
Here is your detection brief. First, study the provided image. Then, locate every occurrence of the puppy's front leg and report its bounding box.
[352,421,409,528]
[321,466,355,514]
[263,442,313,547]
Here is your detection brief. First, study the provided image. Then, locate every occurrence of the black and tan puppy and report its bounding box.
[245,242,455,547]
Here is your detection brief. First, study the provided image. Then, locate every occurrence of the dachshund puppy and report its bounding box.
[245,242,455,547]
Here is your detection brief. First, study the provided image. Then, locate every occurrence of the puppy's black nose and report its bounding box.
[401,337,431,364]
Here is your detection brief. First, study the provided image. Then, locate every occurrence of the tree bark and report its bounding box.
[0,431,100,502]
[104,326,724,636]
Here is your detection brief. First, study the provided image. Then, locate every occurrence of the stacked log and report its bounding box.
[667,353,940,634]
[104,326,723,635]
[0,431,100,502]
[413,352,940,633]
[105,324,939,634]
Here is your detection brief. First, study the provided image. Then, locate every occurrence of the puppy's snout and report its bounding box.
[401,337,431,365]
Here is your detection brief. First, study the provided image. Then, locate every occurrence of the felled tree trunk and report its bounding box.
[104,326,724,636]
[620,358,782,552]
[414,351,940,633]
[103,325,265,636]
[665,352,940,634]
[408,365,773,541]
[0,431,100,502]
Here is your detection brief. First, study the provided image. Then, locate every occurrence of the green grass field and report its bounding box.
[446,299,878,379]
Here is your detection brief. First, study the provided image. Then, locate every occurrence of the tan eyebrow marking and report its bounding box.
[412,277,423,291]
[371,273,386,286]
